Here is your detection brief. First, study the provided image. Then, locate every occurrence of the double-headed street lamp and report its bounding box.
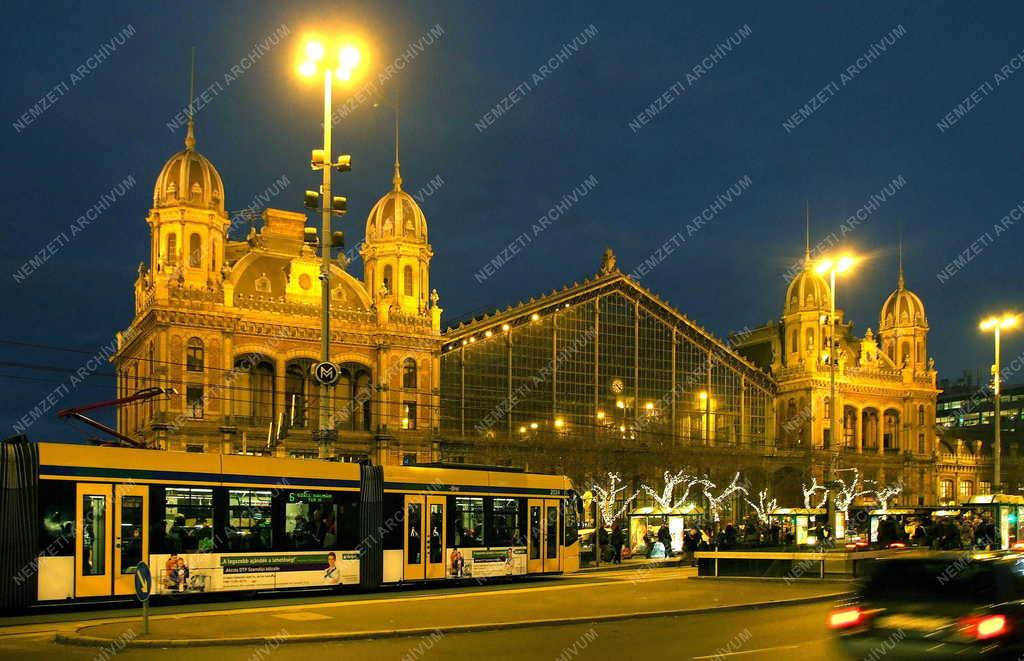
[980,313,1021,492]
[297,38,362,457]
[816,254,858,534]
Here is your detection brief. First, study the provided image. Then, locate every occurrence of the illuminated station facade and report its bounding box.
[111,116,442,465]
[111,114,948,508]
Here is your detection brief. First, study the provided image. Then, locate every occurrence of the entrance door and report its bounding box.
[527,499,544,573]
[113,485,148,595]
[426,496,446,579]
[544,499,562,572]
[404,495,426,581]
[75,483,113,598]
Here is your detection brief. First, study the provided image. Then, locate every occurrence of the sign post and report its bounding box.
[134,561,152,635]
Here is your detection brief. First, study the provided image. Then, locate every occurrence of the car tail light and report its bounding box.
[829,607,864,629]
[961,614,1009,640]
[1011,542,1024,551]
[888,542,906,549]
[844,543,857,550]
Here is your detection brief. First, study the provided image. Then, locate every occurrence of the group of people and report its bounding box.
[877,513,996,550]
[290,506,338,549]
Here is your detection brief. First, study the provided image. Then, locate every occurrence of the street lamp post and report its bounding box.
[298,40,361,458]
[816,255,857,535]
[981,313,1020,492]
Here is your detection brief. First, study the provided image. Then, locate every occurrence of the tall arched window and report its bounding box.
[403,265,414,296]
[186,337,204,372]
[210,238,217,272]
[918,404,926,425]
[251,362,275,422]
[403,358,417,389]
[383,265,393,293]
[900,342,911,365]
[188,233,202,268]
[166,233,177,265]
[789,329,798,353]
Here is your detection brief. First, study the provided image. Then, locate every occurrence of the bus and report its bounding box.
[0,436,581,611]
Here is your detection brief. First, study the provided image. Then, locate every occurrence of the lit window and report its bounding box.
[227,489,273,551]
[402,401,417,430]
[186,337,204,372]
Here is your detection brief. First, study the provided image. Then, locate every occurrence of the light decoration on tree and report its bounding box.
[802,478,829,509]
[641,470,702,511]
[744,489,779,524]
[701,472,748,525]
[591,472,638,527]
[873,482,903,512]
[833,468,873,519]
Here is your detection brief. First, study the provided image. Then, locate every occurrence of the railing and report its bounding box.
[845,366,903,382]
[170,286,223,305]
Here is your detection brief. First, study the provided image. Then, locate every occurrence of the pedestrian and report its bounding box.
[658,522,673,557]
[610,523,625,564]
[683,527,699,566]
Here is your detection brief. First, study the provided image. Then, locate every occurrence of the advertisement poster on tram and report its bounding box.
[151,551,360,594]
[448,547,526,578]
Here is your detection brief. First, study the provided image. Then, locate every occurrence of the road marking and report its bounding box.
[273,612,332,621]
[693,643,805,658]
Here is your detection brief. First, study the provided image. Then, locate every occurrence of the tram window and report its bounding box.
[336,492,360,549]
[490,498,523,546]
[429,503,443,563]
[120,495,144,573]
[82,495,106,575]
[39,480,75,557]
[563,494,580,546]
[407,501,423,564]
[227,489,273,551]
[286,490,333,551]
[450,497,485,547]
[382,493,405,550]
[546,505,558,559]
[164,487,214,553]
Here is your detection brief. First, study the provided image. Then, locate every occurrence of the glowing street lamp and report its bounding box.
[980,313,1021,491]
[297,37,362,458]
[816,253,859,531]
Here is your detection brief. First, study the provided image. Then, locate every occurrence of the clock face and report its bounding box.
[610,378,624,394]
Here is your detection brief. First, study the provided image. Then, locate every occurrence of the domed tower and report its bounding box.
[360,125,433,316]
[146,106,229,290]
[879,255,928,370]
[781,250,831,369]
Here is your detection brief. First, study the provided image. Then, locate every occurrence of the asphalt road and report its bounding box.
[0,602,842,660]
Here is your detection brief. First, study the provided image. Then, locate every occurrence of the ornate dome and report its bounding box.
[152,121,225,213]
[880,273,927,330]
[784,264,830,314]
[364,166,427,244]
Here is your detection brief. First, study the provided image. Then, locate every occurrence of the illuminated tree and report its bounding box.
[641,469,703,511]
[833,468,873,533]
[674,474,714,509]
[591,472,638,527]
[744,489,778,524]
[872,482,903,512]
[701,472,748,525]
[802,478,829,509]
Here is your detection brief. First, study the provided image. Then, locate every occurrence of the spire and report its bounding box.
[391,87,402,191]
[185,47,196,151]
[804,200,812,263]
[897,223,905,290]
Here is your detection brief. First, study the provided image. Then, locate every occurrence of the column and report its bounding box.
[855,408,863,453]
[876,411,884,456]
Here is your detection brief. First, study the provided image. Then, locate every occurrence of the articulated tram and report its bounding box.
[0,437,580,611]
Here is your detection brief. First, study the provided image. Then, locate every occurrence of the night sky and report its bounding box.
[3,1,1023,439]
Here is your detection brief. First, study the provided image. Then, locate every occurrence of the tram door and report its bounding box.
[528,498,562,573]
[426,496,446,579]
[113,485,149,595]
[76,483,113,597]
[404,495,426,581]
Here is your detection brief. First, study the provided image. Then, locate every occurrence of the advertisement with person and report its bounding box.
[151,550,359,594]
[447,547,526,578]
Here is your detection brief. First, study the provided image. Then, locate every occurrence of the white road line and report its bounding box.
[692,643,808,659]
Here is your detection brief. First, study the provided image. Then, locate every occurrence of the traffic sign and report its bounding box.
[134,561,151,602]
[312,361,340,386]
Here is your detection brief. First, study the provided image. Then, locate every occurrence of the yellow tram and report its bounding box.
[0,437,580,610]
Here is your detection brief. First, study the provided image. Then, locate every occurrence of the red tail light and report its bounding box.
[829,607,864,629]
[888,542,906,549]
[961,614,1009,640]
[1011,542,1024,551]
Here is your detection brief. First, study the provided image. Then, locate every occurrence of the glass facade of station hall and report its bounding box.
[440,276,776,449]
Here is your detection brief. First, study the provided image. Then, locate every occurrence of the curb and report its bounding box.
[55,591,851,648]
[575,560,679,573]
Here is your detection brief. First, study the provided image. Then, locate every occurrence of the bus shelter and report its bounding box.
[962,494,1024,550]
[867,508,949,545]
[628,504,703,557]
[768,508,827,546]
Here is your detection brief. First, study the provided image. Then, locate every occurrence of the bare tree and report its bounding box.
[872,482,903,512]
[592,472,638,527]
[744,489,779,524]
[674,474,714,509]
[833,468,873,536]
[802,477,829,509]
[702,472,748,526]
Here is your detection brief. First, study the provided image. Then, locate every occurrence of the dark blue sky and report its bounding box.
[2,1,1023,439]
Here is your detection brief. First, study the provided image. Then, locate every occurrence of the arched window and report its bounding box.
[210,238,217,272]
[789,329,798,353]
[251,362,275,422]
[403,358,417,390]
[403,264,414,296]
[383,265,393,293]
[900,342,911,365]
[166,233,177,265]
[186,337,204,372]
[189,233,201,268]
[918,404,925,425]
[805,328,815,352]
[916,341,923,364]
[823,396,832,420]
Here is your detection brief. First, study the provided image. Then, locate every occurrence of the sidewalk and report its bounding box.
[57,568,849,648]
[575,555,681,573]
